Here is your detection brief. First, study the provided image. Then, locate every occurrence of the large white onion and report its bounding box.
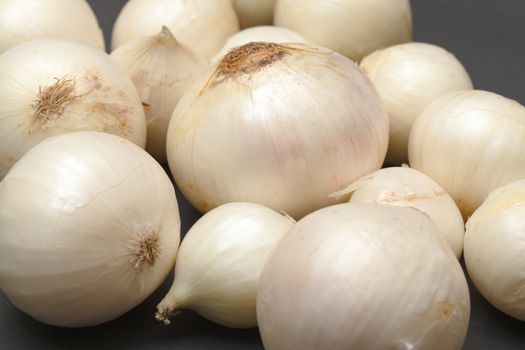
[166,42,389,219]
[156,202,294,328]
[464,180,525,321]
[274,0,413,61]
[0,38,147,179]
[360,42,473,164]
[112,0,240,59]
[409,90,525,218]
[212,26,309,64]
[232,0,276,28]
[111,26,208,163]
[0,0,104,53]
[0,132,181,327]
[333,166,464,258]
[257,204,470,350]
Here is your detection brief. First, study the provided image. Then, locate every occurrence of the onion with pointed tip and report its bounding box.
[112,0,240,59]
[156,202,294,328]
[112,26,208,163]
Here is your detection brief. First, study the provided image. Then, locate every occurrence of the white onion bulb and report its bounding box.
[166,42,389,219]
[112,0,240,59]
[232,0,276,29]
[111,26,208,163]
[360,42,473,164]
[212,26,309,64]
[333,166,464,258]
[156,202,294,328]
[0,0,104,53]
[0,38,147,179]
[465,180,525,321]
[0,132,181,327]
[257,204,470,350]
[409,90,525,218]
[274,0,413,61]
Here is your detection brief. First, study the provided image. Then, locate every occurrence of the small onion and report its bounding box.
[111,26,209,163]
[112,0,240,59]
[332,166,464,258]
[464,180,525,321]
[257,204,470,350]
[156,202,294,328]
[0,38,147,179]
[409,90,525,218]
[231,0,276,29]
[360,42,473,164]
[0,0,104,53]
[274,0,413,61]
[212,26,309,64]
[0,132,181,327]
[167,42,389,219]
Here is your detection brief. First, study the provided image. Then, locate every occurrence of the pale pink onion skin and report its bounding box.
[409,90,525,218]
[0,0,104,53]
[464,180,525,321]
[0,132,180,327]
[257,204,470,350]
[274,0,413,61]
[166,43,389,219]
[360,42,473,165]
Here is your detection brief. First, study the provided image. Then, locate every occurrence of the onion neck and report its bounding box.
[156,290,183,326]
[217,42,288,76]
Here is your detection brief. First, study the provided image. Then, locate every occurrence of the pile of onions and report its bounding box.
[257,204,470,349]
[333,166,464,258]
[0,38,147,179]
[0,132,181,327]
[111,26,208,163]
[112,0,240,59]
[0,0,104,53]
[275,0,413,61]
[156,202,294,328]
[231,0,276,29]
[212,26,309,64]
[409,90,525,218]
[464,180,525,321]
[360,42,473,164]
[166,42,389,218]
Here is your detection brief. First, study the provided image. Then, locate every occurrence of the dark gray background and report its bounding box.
[1,0,524,349]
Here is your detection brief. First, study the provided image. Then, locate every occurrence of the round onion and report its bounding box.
[232,0,276,28]
[257,203,470,350]
[464,180,525,321]
[0,0,104,53]
[274,0,413,61]
[166,42,389,219]
[112,0,240,59]
[333,166,464,258]
[360,42,473,165]
[0,38,147,179]
[409,90,525,218]
[0,132,180,327]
